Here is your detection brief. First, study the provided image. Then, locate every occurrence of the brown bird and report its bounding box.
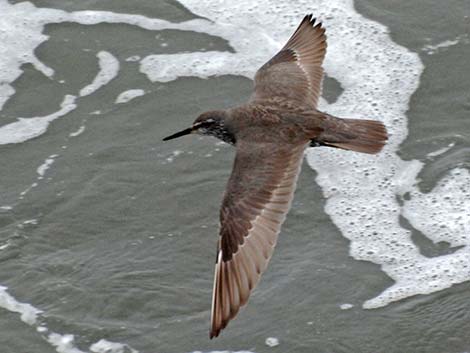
[163,14,387,338]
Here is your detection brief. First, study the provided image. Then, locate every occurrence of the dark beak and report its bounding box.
[162,127,193,141]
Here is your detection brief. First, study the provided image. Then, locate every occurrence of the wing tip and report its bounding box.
[209,329,218,339]
[303,13,314,23]
[210,317,228,339]
[294,14,326,44]
[209,316,230,338]
[302,13,323,29]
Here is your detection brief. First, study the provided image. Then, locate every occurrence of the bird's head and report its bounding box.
[163,110,234,143]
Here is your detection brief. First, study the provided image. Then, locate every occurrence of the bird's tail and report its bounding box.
[316,114,388,154]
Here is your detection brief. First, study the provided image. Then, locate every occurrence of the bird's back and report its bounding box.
[227,101,324,145]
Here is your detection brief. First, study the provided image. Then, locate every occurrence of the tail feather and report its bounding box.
[316,115,388,154]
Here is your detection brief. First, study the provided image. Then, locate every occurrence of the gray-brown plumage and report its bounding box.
[163,14,388,338]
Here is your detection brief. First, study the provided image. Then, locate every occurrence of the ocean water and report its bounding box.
[0,0,469,352]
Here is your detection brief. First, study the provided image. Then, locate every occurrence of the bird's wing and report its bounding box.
[251,14,327,109]
[210,140,307,338]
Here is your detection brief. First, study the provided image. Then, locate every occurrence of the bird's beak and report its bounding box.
[162,127,194,141]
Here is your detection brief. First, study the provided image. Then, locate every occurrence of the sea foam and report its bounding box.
[79,51,119,97]
[115,89,145,104]
[0,95,77,145]
[0,285,139,353]
[0,285,42,325]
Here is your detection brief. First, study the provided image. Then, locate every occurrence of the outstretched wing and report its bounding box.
[251,14,327,108]
[210,141,307,338]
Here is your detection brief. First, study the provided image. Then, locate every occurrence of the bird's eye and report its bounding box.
[199,119,215,127]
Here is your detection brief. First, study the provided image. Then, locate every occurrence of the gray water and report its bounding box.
[0,1,469,352]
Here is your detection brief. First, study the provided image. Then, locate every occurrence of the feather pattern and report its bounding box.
[251,14,327,108]
[210,141,307,338]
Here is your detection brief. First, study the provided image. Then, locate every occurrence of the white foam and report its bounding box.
[0,1,54,110]
[90,339,139,353]
[69,125,86,137]
[0,1,263,143]
[125,55,141,62]
[0,0,269,112]
[37,326,48,333]
[79,51,119,97]
[404,168,470,245]
[265,337,279,347]
[0,22,121,144]
[339,303,354,310]
[0,95,77,145]
[427,142,455,158]
[19,182,38,198]
[115,89,145,104]
[0,284,139,353]
[0,34,118,145]
[379,168,470,302]
[48,334,87,353]
[48,333,141,353]
[0,286,42,325]
[140,52,252,82]
[422,35,465,55]
[37,154,58,179]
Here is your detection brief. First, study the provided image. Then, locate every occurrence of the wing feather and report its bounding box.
[251,14,327,108]
[209,141,307,338]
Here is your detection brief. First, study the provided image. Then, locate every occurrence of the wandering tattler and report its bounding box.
[163,14,388,338]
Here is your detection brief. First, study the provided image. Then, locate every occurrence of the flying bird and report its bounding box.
[163,14,387,338]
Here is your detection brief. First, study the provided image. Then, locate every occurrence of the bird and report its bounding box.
[163,14,387,338]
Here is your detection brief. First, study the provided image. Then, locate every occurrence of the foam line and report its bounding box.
[0,285,42,325]
[115,89,145,104]
[90,339,139,353]
[0,95,77,145]
[37,154,58,179]
[0,285,139,353]
[79,51,120,97]
[69,125,86,137]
